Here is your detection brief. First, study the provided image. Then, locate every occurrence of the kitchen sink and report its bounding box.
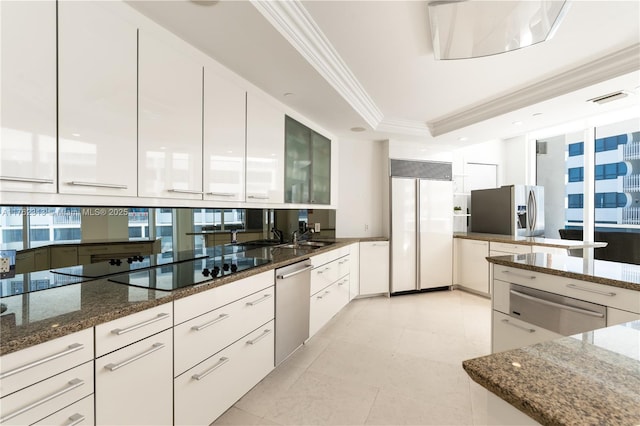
[277,241,334,250]
[233,239,281,248]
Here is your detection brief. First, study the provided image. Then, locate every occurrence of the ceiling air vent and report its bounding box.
[587,91,628,105]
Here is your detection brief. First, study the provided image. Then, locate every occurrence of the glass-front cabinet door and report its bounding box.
[311,133,331,204]
[284,116,331,205]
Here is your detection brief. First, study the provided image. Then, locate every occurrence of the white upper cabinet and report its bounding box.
[0,0,57,193]
[138,28,203,200]
[203,66,246,202]
[246,92,284,204]
[58,1,137,196]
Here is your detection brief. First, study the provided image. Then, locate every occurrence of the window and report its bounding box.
[2,229,22,243]
[568,194,583,208]
[53,228,81,241]
[568,167,583,182]
[29,229,50,241]
[568,142,584,156]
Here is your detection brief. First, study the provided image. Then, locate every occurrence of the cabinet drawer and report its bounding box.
[492,311,563,353]
[310,260,339,296]
[490,242,531,254]
[95,329,172,426]
[494,266,640,314]
[309,278,349,338]
[174,320,275,426]
[607,307,640,326]
[95,302,173,357]
[336,255,350,279]
[175,286,274,376]
[50,246,79,268]
[174,270,274,324]
[0,361,93,426]
[33,394,94,426]
[309,247,347,269]
[0,328,93,397]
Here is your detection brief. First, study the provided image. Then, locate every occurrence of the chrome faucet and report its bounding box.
[291,230,299,245]
[230,230,238,243]
[271,228,284,243]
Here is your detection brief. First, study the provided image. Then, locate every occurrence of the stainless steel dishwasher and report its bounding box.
[275,260,313,365]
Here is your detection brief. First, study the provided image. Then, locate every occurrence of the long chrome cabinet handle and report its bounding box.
[0,378,84,423]
[338,258,350,264]
[207,192,236,197]
[317,290,330,299]
[501,270,536,280]
[510,289,605,318]
[67,413,86,426]
[110,313,170,335]
[247,195,269,199]
[246,329,272,345]
[501,319,535,333]
[246,294,273,306]
[566,283,616,297]
[0,176,54,184]
[0,343,84,379]
[168,189,204,194]
[191,314,230,331]
[277,265,313,279]
[192,357,229,381]
[338,279,347,286]
[104,343,165,371]
[316,266,331,274]
[70,181,127,189]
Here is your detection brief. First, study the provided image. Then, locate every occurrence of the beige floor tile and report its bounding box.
[211,407,280,426]
[260,370,379,425]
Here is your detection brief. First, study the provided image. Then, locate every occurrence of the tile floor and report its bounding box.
[212,289,492,426]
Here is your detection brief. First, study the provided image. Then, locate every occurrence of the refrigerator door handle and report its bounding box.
[415,180,421,291]
[527,189,537,233]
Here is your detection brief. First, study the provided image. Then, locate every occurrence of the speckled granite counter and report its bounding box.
[454,232,607,250]
[488,252,640,291]
[0,238,381,356]
[463,320,640,425]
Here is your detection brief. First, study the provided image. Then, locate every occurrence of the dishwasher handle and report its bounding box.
[510,289,605,318]
[277,265,313,280]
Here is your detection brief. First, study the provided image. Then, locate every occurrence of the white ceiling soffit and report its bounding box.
[252,0,640,138]
[250,0,384,129]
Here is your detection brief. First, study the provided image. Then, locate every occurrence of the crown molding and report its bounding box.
[428,43,640,136]
[376,118,432,137]
[250,0,384,128]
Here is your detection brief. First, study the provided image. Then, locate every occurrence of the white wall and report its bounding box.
[536,135,566,239]
[504,135,535,185]
[335,138,385,237]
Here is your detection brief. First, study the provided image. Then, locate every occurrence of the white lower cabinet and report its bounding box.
[174,320,275,425]
[348,243,360,301]
[309,276,349,337]
[456,239,490,294]
[607,307,640,326]
[95,328,173,425]
[33,394,94,426]
[492,311,563,353]
[359,241,389,296]
[0,362,93,426]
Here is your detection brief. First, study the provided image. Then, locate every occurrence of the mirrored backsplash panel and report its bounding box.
[0,206,335,275]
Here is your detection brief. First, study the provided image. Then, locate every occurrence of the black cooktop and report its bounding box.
[106,254,271,291]
[0,269,87,298]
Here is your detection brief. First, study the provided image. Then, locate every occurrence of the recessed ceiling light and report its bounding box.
[71,133,81,137]
[458,137,468,142]
[532,112,543,117]
[512,121,523,126]
[350,127,366,132]
[283,92,294,97]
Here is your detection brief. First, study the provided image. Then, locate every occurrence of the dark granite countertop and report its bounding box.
[487,252,640,291]
[463,320,640,425]
[454,232,607,249]
[0,238,381,356]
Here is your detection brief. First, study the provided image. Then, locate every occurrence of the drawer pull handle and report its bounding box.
[192,357,229,381]
[0,378,84,423]
[566,283,616,297]
[277,265,313,279]
[502,270,536,280]
[317,267,331,274]
[317,290,331,299]
[246,293,273,306]
[111,313,170,335]
[338,279,347,286]
[501,319,535,333]
[0,176,54,184]
[246,329,273,345]
[247,195,269,199]
[339,259,350,264]
[67,413,86,426]
[70,181,127,189]
[207,192,236,197]
[168,188,204,194]
[0,343,84,379]
[105,343,165,371]
[191,314,230,331]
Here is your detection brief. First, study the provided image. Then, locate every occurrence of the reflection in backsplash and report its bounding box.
[0,206,335,274]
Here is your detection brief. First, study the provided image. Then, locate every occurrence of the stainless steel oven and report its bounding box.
[509,283,606,335]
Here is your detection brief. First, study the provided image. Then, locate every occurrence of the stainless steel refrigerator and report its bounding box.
[470,185,544,236]
[390,160,453,294]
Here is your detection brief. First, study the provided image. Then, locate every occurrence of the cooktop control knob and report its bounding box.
[212,266,220,277]
[223,263,230,271]
[127,257,133,264]
[230,264,238,272]
[202,268,210,277]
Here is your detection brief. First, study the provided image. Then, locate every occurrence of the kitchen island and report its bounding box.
[463,253,640,425]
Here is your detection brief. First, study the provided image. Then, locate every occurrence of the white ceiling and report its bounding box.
[128,0,640,145]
